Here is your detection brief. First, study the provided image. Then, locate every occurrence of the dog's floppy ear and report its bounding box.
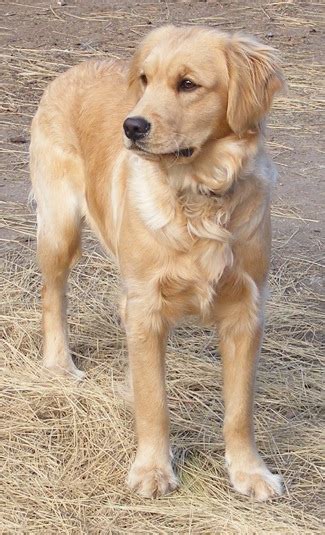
[226,34,285,135]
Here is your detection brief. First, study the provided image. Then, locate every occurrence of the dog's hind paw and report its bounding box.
[43,362,86,381]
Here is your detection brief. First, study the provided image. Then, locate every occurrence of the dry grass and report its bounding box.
[1,202,324,534]
[1,1,324,533]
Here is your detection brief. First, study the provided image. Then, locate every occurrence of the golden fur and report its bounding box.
[30,25,285,501]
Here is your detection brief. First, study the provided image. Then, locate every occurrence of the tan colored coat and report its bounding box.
[30,25,285,500]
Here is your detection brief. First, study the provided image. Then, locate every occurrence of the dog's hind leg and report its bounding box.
[31,145,85,380]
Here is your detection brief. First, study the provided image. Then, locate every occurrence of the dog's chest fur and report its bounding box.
[126,155,236,318]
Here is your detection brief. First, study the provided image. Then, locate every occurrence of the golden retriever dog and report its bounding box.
[30,25,285,501]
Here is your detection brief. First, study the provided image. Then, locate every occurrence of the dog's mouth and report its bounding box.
[131,143,195,159]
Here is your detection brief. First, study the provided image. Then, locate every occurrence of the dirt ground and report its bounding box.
[1,1,324,534]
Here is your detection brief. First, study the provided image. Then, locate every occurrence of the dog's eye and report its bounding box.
[179,79,198,91]
[140,73,147,85]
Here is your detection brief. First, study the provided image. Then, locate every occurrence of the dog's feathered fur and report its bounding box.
[30,25,285,500]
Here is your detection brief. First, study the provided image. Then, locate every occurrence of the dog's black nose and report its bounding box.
[123,116,151,141]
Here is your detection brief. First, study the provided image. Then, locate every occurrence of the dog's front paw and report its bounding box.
[127,460,178,498]
[227,457,283,501]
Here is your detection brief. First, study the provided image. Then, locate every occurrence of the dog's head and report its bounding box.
[123,25,285,162]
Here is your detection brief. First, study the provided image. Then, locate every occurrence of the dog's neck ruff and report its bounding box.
[124,134,266,315]
[167,134,259,203]
[127,134,258,251]
[194,182,235,199]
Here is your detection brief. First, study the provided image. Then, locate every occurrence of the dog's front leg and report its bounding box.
[125,296,178,498]
[216,275,283,501]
